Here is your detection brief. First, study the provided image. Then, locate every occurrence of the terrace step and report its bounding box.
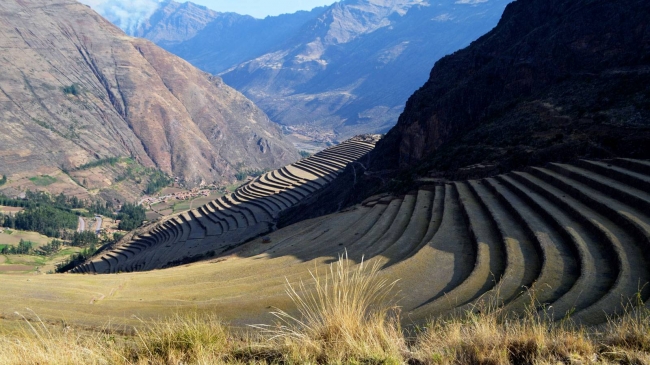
[483,177,578,312]
[512,171,641,324]
[468,180,541,308]
[500,174,612,321]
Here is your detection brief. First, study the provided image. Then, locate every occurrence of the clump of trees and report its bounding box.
[70,231,99,247]
[299,150,312,159]
[145,170,173,195]
[3,205,78,238]
[62,84,81,96]
[0,175,6,186]
[39,239,63,255]
[75,157,120,171]
[117,203,146,231]
[55,244,98,273]
[0,239,34,255]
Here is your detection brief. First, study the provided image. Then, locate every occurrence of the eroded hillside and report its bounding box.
[0,0,299,196]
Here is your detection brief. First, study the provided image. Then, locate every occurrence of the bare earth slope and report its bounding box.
[0,0,299,188]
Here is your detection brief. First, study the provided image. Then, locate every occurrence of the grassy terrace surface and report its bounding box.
[1,158,649,336]
[1,256,649,364]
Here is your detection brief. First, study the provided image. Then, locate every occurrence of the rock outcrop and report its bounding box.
[0,0,299,188]
[371,0,650,174]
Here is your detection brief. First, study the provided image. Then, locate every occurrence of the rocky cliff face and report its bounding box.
[0,0,299,188]
[371,0,650,173]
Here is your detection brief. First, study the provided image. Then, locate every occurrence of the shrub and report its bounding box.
[299,150,312,159]
[254,253,405,363]
[62,84,81,96]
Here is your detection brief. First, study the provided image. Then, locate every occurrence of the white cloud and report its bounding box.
[432,13,453,21]
[78,0,163,33]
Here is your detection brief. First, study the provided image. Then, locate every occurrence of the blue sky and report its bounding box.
[80,0,337,20]
[189,0,336,18]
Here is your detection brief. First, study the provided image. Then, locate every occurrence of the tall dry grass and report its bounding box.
[0,310,122,365]
[0,256,649,364]
[252,253,405,364]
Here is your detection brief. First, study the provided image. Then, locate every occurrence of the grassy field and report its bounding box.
[28,175,57,186]
[0,229,52,248]
[0,256,648,364]
[0,247,82,274]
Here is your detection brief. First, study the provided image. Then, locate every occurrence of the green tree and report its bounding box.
[117,203,146,231]
[0,175,7,186]
[62,84,81,96]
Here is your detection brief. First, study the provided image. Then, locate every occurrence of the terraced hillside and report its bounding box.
[65,157,650,326]
[234,158,650,325]
[71,136,379,274]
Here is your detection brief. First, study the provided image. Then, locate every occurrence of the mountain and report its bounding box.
[119,0,512,143]
[133,1,326,76]
[371,0,650,174]
[0,0,299,197]
[278,0,650,225]
[131,0,221,48]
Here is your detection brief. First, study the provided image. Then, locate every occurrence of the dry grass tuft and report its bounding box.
[127,313,231,364]
[0,310,122,365]
[413,310,596,365]
[599,300,650,365]
[253,252,405,364]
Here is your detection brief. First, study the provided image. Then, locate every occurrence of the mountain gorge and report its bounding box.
[0,0,299,199]
[124,0,513,142]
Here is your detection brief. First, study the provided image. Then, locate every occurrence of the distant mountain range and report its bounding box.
[0,0,299,194]
[112,0,513,141]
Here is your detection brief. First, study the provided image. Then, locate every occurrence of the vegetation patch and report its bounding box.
[117,203,146,231]
[62,83,81,96]
[299,150,312,159]
[145,170,173,195]
[0,175,6,186]
[235,168,268,181]
[28,175,56,187]
[74,157,121,171]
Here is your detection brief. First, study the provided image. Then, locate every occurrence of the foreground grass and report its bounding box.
[1,257,649,364]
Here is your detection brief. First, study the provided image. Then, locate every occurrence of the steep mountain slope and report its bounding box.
[0,0,299,194]
[372,0,650,173]
[131,1,326,76]
[121,0,511,142]
[132,0,221,48]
